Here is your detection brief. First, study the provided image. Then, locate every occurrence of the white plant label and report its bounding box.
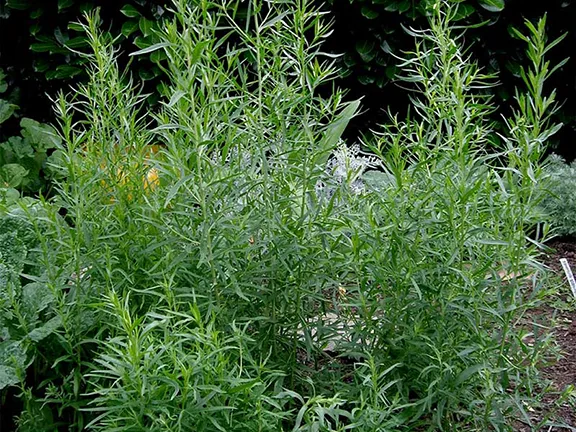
[559,258,576,300]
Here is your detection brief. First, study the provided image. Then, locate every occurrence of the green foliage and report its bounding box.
[539,155,576,237]
[1,0,168,82]
[1,0,567,430]
[0,195,58,391]
[332,0,505,88]
[328,0,574,154]
[0,70,61,192]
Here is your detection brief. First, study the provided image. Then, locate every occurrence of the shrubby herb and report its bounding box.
[540,154,576,237]
[0,0,566,430]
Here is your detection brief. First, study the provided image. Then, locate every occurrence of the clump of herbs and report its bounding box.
[1,0,567,430]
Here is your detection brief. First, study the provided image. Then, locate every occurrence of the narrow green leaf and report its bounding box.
[258,11,290,31]
[130,42,170,57]
[456,364,486,385]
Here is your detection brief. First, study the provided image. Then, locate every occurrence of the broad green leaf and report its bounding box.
[54,28,69,45]
[0,164,28,188]
[361,6,379,19]
[29,7,42,19]
[317,100,361,167]
[138,67,156,81]
[385,0,411,12]
[30,40,60,53]
[0,340,27,390]
[355,40,376,62]
[0,136,35,164]
[0,188,20,209]
[455,4,475,20]
[362,170,396,191]
[0,365,20,390]
[33,58,51,73]
[150,49,167,64]
[20,118,61,151]
[0,231,26,272]
[68,22,84,32]
[478,0,505,12]
[28,316,62,342]
[121,20,139,38]
[78,2,92,13]
[398,0,411,12]
[6,0,29,10]
[29,23,41,36]
[0,100,17,124]
[0,70,7,93]
[358,74,375,85]
[58,0,73,11]
[0,263,11,293]
[139,17,154,38]
[385,65,398,79]
[45,149,69,179]
[343,53,356,68]
[22,283,54,319]
[51,65,83,79]
[120,4,140,18]
[64,36,89,49]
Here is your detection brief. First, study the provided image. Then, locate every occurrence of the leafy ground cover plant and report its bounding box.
[0,69,62,193]
[539,154,576,238]
[0,0,567,430]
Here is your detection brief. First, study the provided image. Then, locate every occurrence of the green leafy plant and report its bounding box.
[539,154,576,237]
[329,0,506,87]
[1,0,568,430]
[326,0,575,152]
[1,0,169,80]
[0,195,61,391]
[0,69,61,193]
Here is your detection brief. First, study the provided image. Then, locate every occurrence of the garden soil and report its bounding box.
[516,239,576,431]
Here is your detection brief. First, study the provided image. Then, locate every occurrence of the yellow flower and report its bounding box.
[144,167,160,191]
[98,144,162,203]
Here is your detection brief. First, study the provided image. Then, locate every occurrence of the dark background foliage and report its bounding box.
[325,0,575,158]
[0,0,169,139]
[0,0,575,158]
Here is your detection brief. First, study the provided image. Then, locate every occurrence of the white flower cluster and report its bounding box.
[318,143,381,196]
